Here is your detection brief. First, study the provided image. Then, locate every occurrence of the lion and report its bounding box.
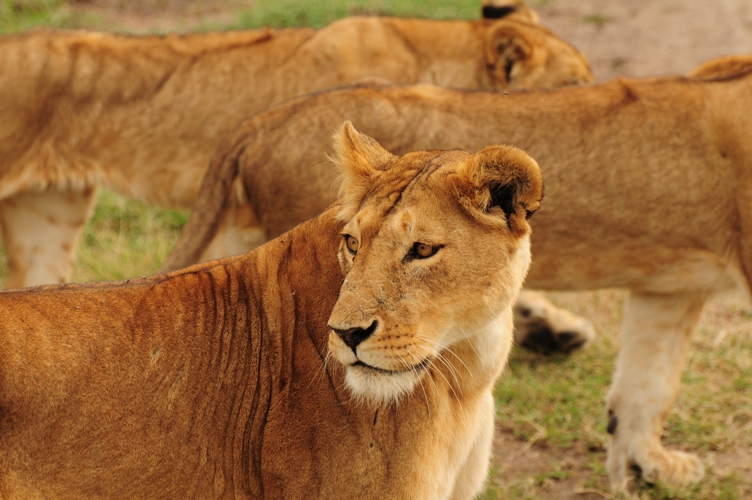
[0,123,542,500]
[0,13,591,289]
[161,57,752,489]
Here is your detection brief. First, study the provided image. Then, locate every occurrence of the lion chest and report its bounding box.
[258,376,495,500]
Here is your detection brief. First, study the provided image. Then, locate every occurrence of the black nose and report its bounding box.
[331,320,378,352]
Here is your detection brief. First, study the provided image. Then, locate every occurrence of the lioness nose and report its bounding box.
[330,320,378,352]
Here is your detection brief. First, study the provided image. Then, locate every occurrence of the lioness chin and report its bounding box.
[0,12,590,289]
[0,123,542,499]
[161,55,752,490]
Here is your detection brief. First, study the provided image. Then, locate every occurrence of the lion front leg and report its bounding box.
[0,188,96,288]
[606,292,707,490]
[513,290,596,354]
[448,393,496,500]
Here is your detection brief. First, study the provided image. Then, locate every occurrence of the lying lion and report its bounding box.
[162,56,752,489]
[0,11,591,289]
[0,123,542,499]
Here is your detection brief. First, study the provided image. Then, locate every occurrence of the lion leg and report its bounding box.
[606,292,706,490]
[0,188,96,288]
[198,182,267,264]
[448,393,496,500]
[513,290,596,354]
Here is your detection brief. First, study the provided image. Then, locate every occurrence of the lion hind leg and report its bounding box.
[606,292,706,490]
[0,188,97,288]
[198,179,266,263]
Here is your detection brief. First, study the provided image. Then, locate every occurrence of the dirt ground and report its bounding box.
[536,0,752,80]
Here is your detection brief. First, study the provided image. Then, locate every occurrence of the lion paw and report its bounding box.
[610,445,705,490]
[636,449,705,487]
[513,291,596,354]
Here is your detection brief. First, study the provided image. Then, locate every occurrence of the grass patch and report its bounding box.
[73,190,188,283]
[581,13,611,28]
[231,0,481,30]
[0,0,70,32]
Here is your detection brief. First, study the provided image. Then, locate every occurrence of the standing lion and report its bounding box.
[0,124,543,499]
[161,58,752,490]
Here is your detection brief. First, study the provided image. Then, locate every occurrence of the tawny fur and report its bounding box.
[0,126,542,499]
[162,55,752,489]
[0,14,591,288]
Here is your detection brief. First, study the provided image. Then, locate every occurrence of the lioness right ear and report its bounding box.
[458,145,543,237]
[331,121,396,220]
[485,21,536,87]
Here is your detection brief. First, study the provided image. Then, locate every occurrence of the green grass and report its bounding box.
[1,0,484,33]
[0,0,70,32]
[232,0,481,30]
[74,190,188,282]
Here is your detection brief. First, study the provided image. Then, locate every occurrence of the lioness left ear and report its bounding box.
[485,21,536,86]
[459,145,543,237]
[481,0,540,24]
[331,121,396,221]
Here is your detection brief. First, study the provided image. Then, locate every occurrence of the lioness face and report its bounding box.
[327,123,543,405]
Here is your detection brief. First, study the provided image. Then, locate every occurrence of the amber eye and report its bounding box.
[344,235,359,255]
[411,242,440,259]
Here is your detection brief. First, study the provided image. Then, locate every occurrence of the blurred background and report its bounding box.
[0,1,750,498]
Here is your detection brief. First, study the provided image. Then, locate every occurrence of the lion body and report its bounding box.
[0,16,591,288]
[164,66,752,488]
[0,130,543,499]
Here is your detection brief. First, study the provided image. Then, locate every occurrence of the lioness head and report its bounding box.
[327,122,543,405]
[485,20,595,89]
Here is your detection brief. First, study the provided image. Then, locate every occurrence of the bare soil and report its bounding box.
[537,0,752,80]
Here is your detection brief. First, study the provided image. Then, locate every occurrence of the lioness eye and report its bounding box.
[412,242,439,259]
[344,235,359,255]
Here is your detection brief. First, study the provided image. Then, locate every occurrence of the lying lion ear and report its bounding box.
[458,145,543,237]
[331,121,396,220]
[481,1,540,24]
[485,21,535,86]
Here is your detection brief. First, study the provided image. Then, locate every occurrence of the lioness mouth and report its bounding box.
[352,358,430,375]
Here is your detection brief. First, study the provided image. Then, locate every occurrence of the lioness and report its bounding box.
[0,123,542,499]
[162,59,752,489]
[0,14,590,289]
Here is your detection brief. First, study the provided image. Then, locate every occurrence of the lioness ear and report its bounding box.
[485,21,536,87]
[458,145,543,237]
[331,121,395,220]
[481,1,540,24]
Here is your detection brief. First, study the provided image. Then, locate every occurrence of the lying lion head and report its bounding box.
[326,122,543,405]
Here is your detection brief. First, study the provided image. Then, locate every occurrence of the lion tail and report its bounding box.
[159,127,250,273]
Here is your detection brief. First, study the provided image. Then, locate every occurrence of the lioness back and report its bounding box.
[0,13,591,288]
[0,125,542,499]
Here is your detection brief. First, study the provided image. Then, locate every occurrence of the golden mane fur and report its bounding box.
[163,55,752,490]
[0,125,542,499]
[0,14,590,288]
